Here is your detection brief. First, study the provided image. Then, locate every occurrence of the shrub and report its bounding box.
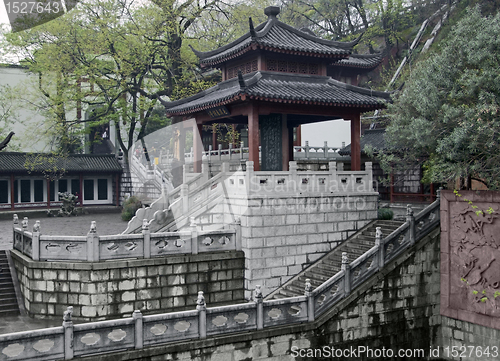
[121,196,142,221]
[378,208,394,220]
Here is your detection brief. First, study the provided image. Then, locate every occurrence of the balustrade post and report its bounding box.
[240,141,244,160]
[208,145,212,162]
[305,141,310,159]
[254,285,264,330]
[142,219,151,258]
[197,291,207,339]
[22,217,28,254]
[181,184,189,214]
[62,306,74,360]
[234,218,242,251]
[305,279,314,322]
[341,252,351,295]
[366,162,373,192]
[12,214,19,250]
[222,162,229,174]
[86,221,99,262]
[218,144,222,161]
[246,161,254,196]
[190,217,198,255]
[407,205,415,245]
[133,310,143,349]
[229,143,233,160]
[375,227,384,269]
[32,221,40,261]
[323,141,328,158]
[182,164,188,184]
[329,162,337,192]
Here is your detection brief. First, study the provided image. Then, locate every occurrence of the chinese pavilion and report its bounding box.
[165,6,390,172]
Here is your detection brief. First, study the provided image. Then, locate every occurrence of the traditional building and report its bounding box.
[165,6,389,172]
[0,152,122,210]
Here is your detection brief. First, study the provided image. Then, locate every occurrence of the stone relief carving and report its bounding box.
[450,201,500,315]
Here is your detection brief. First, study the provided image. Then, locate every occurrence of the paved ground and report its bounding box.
[0,211,127,251]
[0,211,127,335]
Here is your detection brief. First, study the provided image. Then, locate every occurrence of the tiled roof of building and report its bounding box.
[165,71,391,116]
[0,153,123,173]
[335,52,384,69]
[339,128,386,155]
[191,6,359,67]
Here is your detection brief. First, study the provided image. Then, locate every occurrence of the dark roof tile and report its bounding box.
[0,153,123,174]
[339,128,386,155]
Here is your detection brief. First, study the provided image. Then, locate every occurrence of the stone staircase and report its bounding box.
[266,219,405,300]
[0,251,19,316]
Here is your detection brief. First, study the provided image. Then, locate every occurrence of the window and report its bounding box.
[98,179,108,200]
[0,180,8,203]
[84,179,94,200]
[20,180,31,202]
[50,181,55,201]
[71,179,80,196]
[59,179,68,193]
[34,180,44,202]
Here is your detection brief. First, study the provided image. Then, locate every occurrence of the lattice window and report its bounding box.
[227,68,234,79]
[267,59,277,71]
[278,60,288,72]
[252,60,258,71]
[309,63,318,75]
[246,62,252,73]
[298,63,308,74]
[288,62,298,73]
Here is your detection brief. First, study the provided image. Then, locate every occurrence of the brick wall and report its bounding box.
[11,250,245,321]
[91,227,500,361]
[240,193,378,298]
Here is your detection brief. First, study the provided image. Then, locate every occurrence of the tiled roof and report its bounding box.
[191,7,359,67]
[339,128,386,155]
[0,153,123,173]
[334,52,384,69]
[165,71,390,116]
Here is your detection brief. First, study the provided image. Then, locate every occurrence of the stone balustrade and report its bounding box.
[13,218,239,262]
[1,195,441,361]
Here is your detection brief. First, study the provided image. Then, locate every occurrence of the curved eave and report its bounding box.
[200,43,350,68]
[166,93,386,117]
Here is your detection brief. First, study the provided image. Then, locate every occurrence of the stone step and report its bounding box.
[266,219,405,301]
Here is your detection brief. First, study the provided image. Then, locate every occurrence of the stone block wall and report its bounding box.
[240,193,378,298]
[11,250,245,321]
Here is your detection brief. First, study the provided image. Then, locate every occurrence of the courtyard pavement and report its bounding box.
[0,210,128,335]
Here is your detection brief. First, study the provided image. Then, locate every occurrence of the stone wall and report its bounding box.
[91,227,500,361]
[11,250,245,321]
[240,193,378,298]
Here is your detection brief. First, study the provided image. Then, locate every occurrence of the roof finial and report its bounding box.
[264,6,280,19]
[249,17,256,39]
[238,70,246,90]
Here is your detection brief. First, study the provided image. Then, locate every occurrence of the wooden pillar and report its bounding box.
[350,113,361,171]
[79,174,83,206]
[294,125,302,147]
[288,123,294,163]
[47,179,51,209]
[115,174,120,206]
[248,105,260,171]
[193,122,203,173]
[281,115,290,171]
[10,174,15,210]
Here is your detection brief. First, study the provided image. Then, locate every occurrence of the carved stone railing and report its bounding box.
[1,194,440,360]
[12,218,239,262]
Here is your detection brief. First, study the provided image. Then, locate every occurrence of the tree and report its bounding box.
[378,7,500,190]
[4,0,223,163]
[0,82,21,151]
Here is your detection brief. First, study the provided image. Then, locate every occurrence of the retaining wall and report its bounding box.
[10,250,245,321]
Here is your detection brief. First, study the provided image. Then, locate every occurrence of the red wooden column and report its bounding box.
[281,115,290,171]
[193,122,204,173]
[248,104,260,171]
[350,113,361,171]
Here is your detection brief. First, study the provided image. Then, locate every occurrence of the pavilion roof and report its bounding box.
[165,71,391,116]
[190,6,360,68]
[339,128,386,155]
[334,52,384,69]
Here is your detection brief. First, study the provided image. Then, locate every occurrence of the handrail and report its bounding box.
[1,193,441,360]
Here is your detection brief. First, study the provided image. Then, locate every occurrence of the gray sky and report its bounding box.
[301,119,351,148]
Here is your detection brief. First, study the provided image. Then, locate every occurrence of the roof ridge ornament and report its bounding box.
[238,70,246,90]
[249,17,257,39]
[264,6,280,19]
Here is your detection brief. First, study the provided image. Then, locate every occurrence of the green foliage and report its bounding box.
[379,7,500,190]
[121,196,142,222]
[378,208,394,220]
